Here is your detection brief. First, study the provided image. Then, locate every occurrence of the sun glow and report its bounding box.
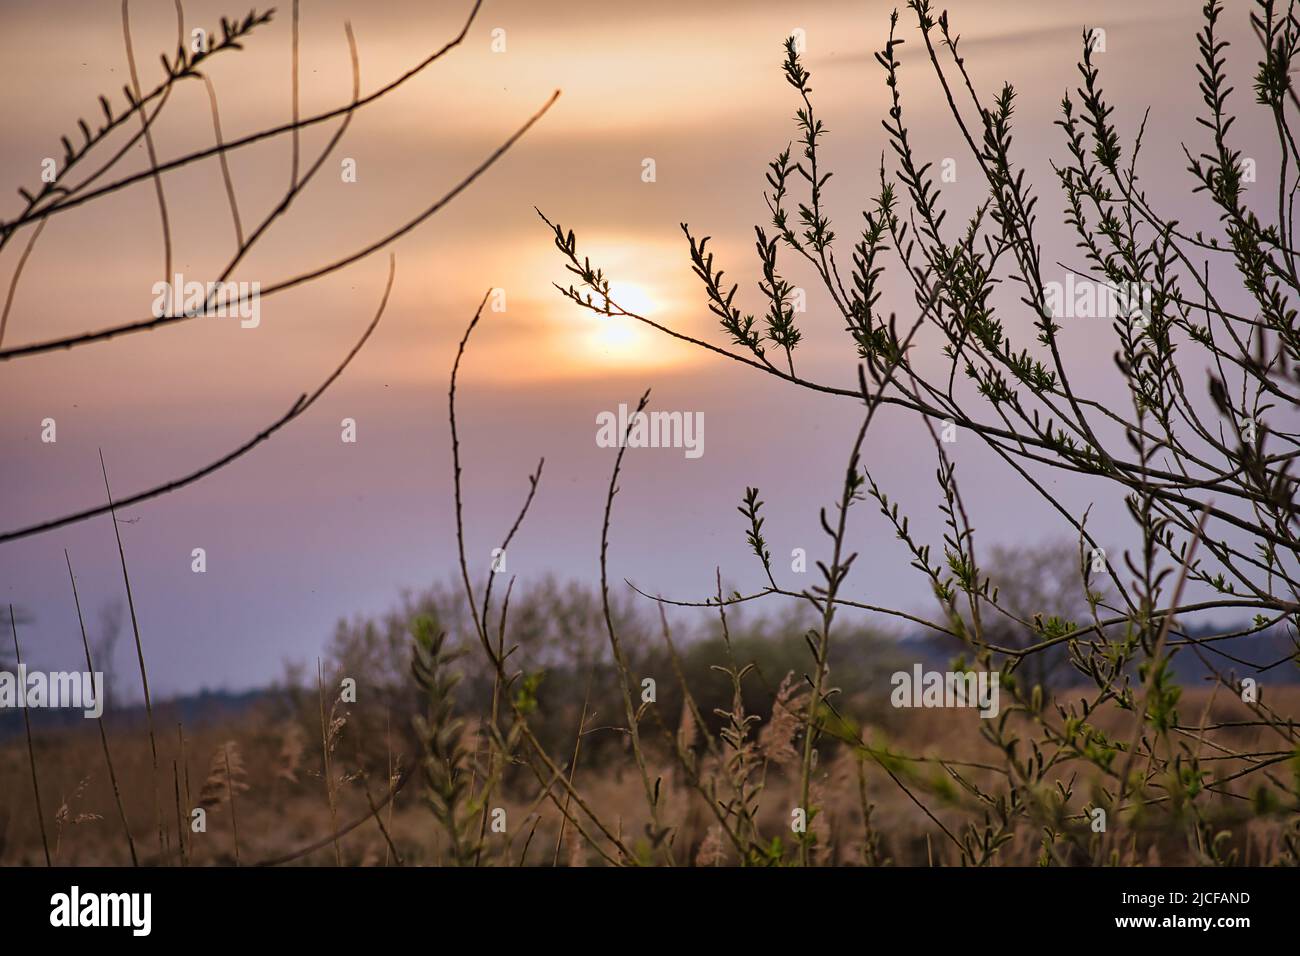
[575,280,662,364]
[596,280,657,317]
[585,312,653,363]
[487,240,705,379]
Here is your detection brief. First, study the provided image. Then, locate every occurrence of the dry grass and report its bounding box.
[2,685,1294,866]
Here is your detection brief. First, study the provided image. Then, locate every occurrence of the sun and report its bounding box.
[608,280,656,316]
[586,312,653,363]
[582,281,661,364]
[591,279,656,317]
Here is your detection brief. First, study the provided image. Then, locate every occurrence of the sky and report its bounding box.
[0,0,1282,695]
